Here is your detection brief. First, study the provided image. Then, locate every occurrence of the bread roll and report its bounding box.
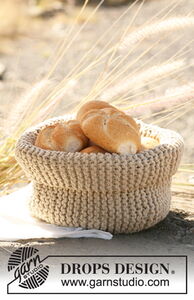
[139,137,159,151]
[77,100,111,123]
[88,139,96,146]
[35,120,88,152]
[80,107,141,154]
[80,145,107,154]
[35,125,59,151]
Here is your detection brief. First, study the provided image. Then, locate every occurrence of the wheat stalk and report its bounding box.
[45,0,104,80]
[78,24,194,105]
[30,1,186,115]
[101,60,185,101]
[49,0,182,112]
[129,83,194,118]
[4,80,50,137]
[39,0,146,113]
[111,45,193,109]
[102,32,193,102]
[120,16,194,50]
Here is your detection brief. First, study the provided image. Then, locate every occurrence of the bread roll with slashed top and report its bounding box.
[80,107,141,154]
[77,100,111,123]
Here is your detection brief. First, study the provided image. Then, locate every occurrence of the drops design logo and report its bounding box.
[8,247,49,289]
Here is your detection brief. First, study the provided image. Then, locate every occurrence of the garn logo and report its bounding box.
[8,247,49,289]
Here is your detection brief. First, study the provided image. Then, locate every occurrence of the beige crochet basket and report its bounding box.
[15,115,184,233]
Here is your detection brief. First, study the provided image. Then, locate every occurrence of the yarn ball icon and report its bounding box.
[8,247,49,289]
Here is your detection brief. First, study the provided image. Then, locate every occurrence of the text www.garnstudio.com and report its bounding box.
[61,278,169,289]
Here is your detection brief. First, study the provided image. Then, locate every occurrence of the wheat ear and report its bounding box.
[120,16,194,50]
[126,82,194,118]
[101,60,185,101]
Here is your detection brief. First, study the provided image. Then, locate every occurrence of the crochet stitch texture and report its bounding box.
[15,115,184,233]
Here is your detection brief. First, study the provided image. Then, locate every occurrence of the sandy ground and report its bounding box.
[0,0,194,277]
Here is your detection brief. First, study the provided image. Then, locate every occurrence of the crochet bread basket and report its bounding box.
[15,115,184,233]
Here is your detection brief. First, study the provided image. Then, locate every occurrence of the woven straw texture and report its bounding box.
[15,115,184,233]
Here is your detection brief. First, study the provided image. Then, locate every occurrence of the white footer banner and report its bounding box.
[5,247,187,294]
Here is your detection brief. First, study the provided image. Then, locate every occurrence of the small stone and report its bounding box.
[189,227,194,234]
[0,63,6,80]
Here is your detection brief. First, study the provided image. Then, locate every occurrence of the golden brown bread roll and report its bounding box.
[80,145,107,154]
[77,100,112,123]
[35,120,88,152]
[139,137,159,151]
[80,107,141,154]
[88,139,96,146]
[35,125,58,151]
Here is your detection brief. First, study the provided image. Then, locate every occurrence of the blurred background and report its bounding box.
[0,0,194,190]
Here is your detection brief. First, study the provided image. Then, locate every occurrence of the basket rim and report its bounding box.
[15,114,184,162]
